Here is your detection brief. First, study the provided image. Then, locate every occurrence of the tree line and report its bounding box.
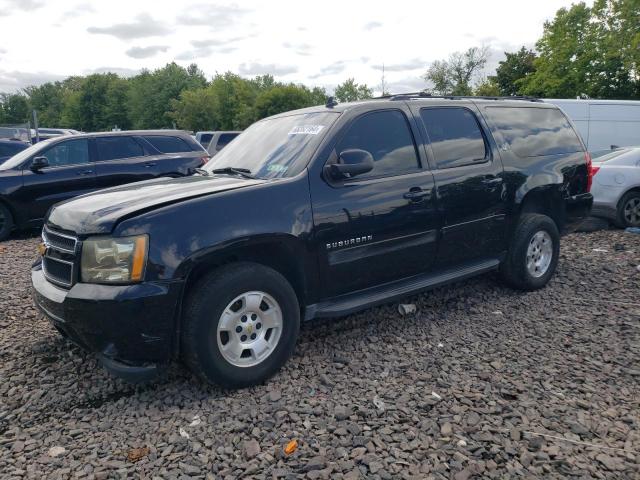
[0,0,637,132]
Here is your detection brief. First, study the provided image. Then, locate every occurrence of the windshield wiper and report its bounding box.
[193,168,210,176]
[211,167,256,179]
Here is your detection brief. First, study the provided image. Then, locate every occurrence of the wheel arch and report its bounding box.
[516,185,566,231]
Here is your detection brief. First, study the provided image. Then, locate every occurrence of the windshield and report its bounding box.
[0,139,51,170]
[205,111,339,179]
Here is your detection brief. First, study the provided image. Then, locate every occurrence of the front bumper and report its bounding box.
[565,192,594,230]
[32,265,183,380]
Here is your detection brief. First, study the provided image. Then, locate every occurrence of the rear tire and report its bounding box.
[181,262,300,388]
[500,214,560,291]
[616,191,640,228]
[0,203,13,241]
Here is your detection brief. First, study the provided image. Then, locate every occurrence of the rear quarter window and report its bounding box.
[484,106,583,157]
[143,135,196,154]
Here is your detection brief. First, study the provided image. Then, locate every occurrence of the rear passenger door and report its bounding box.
[410,103,507,266]
[140,135,205,175]
[93,135,157,189]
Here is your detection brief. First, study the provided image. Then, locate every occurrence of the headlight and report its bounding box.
[81,235,148,284]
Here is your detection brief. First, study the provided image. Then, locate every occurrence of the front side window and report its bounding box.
[96,136,144,161]
[41,139,90,167]
[420,107,487,169]
[336,110,420,179]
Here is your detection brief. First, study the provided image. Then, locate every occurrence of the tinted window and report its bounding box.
[41,139,89,167]
[336,110,420,178]
[0,143,26,156]
[484,106,583,157]
[199,134,213,144]
[143,135,194,154]
[96,136,144,161]
[420,107,487,169]
[216,133,239,151]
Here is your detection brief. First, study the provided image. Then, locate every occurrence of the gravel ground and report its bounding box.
[0,230,639,479]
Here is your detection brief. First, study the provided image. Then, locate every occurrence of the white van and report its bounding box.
[543,99,640,157]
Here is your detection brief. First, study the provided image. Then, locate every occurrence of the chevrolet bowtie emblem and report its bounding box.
[37,242,47,257]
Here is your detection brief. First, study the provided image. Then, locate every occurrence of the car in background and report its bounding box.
[543,99,640,157]
[194,131,215,148]
[0,127,31,143]
[0,139,30,165]
[206,131,241,157]
[32,128,81,143]
[0,130,207,240]
[590,147,640,227]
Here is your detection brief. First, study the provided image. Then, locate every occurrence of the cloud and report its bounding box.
[0,0,44,12]
[364,21,382,30]
[309,61,348,79]
[125,45,170,59]
[60,3,95,20]
[87,14,172,40]
[386,76,427,94]
[371,58,426,72]
[238,62,297,76]
[177,4,247,27]
[282,41,313,56]
[0,70,67,92]
[190,35,248,48]
[87,67,140,77]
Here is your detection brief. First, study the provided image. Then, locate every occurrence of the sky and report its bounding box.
[0,0,590,95]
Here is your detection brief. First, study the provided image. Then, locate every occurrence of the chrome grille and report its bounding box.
[42,256,74,287]
[42,227,79,288]
[43,227,78,253]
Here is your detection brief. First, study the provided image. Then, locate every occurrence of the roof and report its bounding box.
[73,129,192,138]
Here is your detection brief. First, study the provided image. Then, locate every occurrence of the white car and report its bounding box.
[590,147,640,227]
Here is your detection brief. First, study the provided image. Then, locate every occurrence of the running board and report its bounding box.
[304,258,500,321]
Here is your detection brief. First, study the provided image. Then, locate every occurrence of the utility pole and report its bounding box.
[381,63,387,96]
[32,110,39,144]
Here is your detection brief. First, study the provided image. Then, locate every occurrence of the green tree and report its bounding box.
[424,47,490,95]
[474,78,501,96]
[170,87,218,132]
[24,82,66,126]
[334,78,373,102]
[0,93,30,124]
[492,47,537,96]
[128,63,206,129]
[520,1,638,99]
[254,85,317,119]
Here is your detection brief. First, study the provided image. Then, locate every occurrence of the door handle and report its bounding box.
[403,188,431,201]
[144,162,157,168]
[481,177,503,185]
[77,170,94,176]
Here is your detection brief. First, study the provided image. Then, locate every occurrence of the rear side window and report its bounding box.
[216,133,239,151]
[41,139,89,167]
[143,135,193,154]
[96,136,144,161]
[420,107,487,169]
[336,110,420,179]
[484,106,583,157]
[199,134,213,144]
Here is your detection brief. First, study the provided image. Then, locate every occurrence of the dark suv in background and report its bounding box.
[0,130,207,240]
[32,95,593,387]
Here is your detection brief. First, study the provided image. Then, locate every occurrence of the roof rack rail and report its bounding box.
[376,92,541,102]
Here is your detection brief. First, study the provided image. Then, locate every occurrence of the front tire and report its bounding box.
[181,262,300,388]
[500,214,560,291]
[0,203,14,241]
[616,191,640,228]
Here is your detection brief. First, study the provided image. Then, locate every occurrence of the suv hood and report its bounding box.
[47,175,265,235]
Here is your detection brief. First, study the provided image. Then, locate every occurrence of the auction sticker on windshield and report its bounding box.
[288,125,325,135]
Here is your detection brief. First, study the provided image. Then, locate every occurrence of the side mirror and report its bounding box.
[30,156,49,171]
[328,149,374,179]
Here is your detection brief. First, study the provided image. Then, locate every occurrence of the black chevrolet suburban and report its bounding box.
[32,95,593,387]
